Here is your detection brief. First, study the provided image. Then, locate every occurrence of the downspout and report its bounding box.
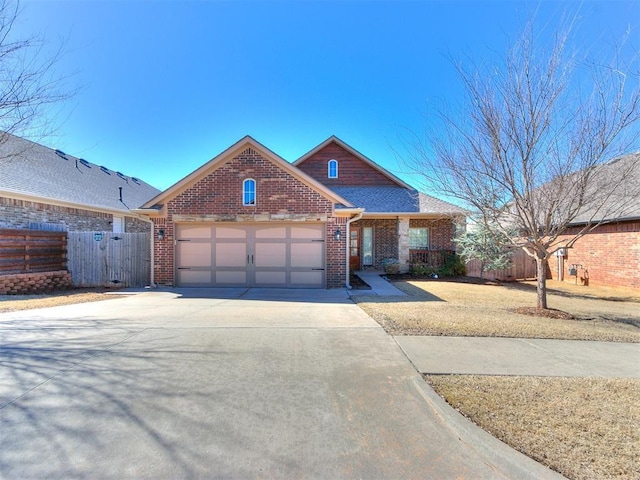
[135,214,156,288]
[345,212,363,289]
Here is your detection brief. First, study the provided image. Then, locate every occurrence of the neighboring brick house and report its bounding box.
[0,132,160,233]
[547,153,640,289]
[137,136,465,289]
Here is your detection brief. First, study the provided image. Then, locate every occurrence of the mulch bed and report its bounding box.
[349,274,371,290]
[510,307,576,320]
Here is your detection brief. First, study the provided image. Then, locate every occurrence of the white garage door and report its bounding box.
[176,224,325,288]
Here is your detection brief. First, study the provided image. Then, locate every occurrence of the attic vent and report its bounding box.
[54,149,68,160]
[100,166,111,175]
[116,171,127,181]
[79,158,91,168]
[131,177,141,185]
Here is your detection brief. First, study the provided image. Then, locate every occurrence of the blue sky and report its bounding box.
[18,0,640,191]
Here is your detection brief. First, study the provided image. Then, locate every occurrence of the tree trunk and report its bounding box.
[536,256,548,309]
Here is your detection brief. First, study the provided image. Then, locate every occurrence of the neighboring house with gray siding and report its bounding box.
[0,133,160,232]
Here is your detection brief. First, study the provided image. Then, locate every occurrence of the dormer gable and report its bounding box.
[293,136,411,188]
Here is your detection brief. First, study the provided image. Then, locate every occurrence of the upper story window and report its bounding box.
[328,159,338,178]
[409,228,429,250]
[243,179,256,206]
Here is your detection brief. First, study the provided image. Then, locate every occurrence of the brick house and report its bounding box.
[547,153,640,289]
[0,133,160,233]
[137,136,465,289]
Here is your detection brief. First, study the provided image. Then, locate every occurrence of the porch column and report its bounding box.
[398,217,410,273]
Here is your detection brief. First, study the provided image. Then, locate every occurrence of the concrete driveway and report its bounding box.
[0,289,562,479]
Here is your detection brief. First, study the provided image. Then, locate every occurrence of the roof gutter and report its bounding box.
[0,188,139,217]
[345,211,364,290]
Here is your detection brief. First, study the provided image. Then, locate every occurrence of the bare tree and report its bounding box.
[0,0,72,145]
[405,15,640,309]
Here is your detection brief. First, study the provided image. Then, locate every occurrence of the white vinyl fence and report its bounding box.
[67,232,150,287]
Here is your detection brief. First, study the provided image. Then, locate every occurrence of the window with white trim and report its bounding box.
[328,159,338,178]
[409,228,429,249]
[112,216,124,233]
[243,179,256,206]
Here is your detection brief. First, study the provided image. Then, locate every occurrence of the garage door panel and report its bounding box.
[216,227,247,239]
[255,271,287,285]
[255,243,286,267]
[179,226,212,239]
[215,271,247,284]
[178,270,212,285]
[216,243,247,268]
[291,226,323,239]
[291,271,324,286]
[255,227,287,239]
[180,243,212,267]
[291,243,323,268]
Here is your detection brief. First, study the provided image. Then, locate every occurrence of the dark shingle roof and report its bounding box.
[570,152,640,224]
[0,133,160,212]
[332,186,465,215]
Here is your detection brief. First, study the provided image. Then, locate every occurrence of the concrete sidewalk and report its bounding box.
[396,336,640,377]
[351,270,407,296]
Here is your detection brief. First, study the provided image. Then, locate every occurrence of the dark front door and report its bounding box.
[350,228,360,271]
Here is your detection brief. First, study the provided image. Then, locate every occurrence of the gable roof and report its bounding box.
[332,186,467,216]
[141,135,353,209]
[570,152,640,225]
[0,133,160,214]
[293,136,413,189]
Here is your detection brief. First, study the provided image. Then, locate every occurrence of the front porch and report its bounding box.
[348,217,457,273]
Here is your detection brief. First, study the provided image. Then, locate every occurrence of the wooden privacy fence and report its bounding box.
[0,229,67,274]
[466,248,537,281]
[67,232,150,287]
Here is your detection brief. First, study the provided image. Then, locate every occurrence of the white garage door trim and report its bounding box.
[176,223,325,288]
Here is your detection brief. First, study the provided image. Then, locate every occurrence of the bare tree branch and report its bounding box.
[403,12,640,309]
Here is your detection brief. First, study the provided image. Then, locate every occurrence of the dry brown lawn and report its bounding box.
[354,278,640,479]
[354,278,640,342]
[0,289,116,313]
[426,375,640,480]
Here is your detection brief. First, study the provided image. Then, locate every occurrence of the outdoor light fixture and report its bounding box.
[334,229,342,241]
[157,229,165,241]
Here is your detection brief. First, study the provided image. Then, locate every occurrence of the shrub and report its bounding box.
[439,253,467,277]
[381,258,400,274]
[410,263,438,276]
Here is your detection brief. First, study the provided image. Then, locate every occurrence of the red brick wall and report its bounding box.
[0,196,112,231]
[169,148,335,216]
[548,221,640,289]
[326,217,347,288]
[352,219,398,269]
[152,147,346,287]
[297,142,398,187]
[410,218,456,250]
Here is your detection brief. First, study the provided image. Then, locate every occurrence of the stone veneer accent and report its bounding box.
[0,270,72,294]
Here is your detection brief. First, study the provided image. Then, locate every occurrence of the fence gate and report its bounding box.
[67,232,150,287]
